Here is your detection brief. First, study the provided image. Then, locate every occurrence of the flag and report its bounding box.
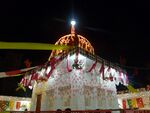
[122,99,126,109]
[131,98,137,108]
[136,98,144,108]
[16,102,21,110]
[127,99,132,109]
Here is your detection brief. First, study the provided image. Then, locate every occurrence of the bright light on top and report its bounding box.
[71,20,76,26]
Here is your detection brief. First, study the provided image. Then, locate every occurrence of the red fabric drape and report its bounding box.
[67,56,72,72]
[46,57,61,78]
[99,62,105,80]
[88,59,97,72]
[119,71,124,84]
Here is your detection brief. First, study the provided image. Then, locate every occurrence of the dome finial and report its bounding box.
[71,20,76,34]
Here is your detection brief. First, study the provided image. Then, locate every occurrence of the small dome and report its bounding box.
[50,22,95,59]
[50,34,95,58]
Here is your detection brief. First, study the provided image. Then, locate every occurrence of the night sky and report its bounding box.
[0,0,150,97]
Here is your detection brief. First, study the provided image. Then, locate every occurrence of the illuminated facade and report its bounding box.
[31,22,128,111]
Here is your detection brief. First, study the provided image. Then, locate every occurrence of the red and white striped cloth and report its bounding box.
[0,66,37,78]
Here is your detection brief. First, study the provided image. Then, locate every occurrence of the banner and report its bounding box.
[9,100,14,110]
[0,101,9,111]
[127,99,132,108]
[16,101,21,110]
[0,41,70,50]
[0,66,36,78]
[122,99,126,109]
[136,98,144,108]
[131,98,137,108]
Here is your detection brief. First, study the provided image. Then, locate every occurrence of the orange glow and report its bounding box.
[50,34,94,59]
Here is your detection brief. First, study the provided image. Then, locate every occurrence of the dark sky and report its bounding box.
[0,0,150,97]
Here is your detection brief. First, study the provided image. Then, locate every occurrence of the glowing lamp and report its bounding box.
[71,20,76,26]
